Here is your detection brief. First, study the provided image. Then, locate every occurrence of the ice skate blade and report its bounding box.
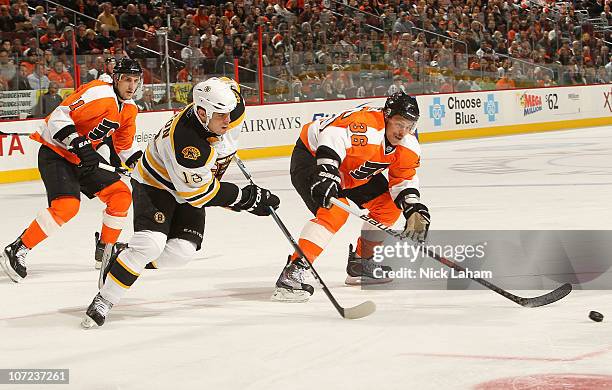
[271,287,311,303]
[0,252,23,283]
[80,315,98,329]
[345,275,392,286]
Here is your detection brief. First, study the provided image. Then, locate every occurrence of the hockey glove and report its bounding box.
[69,135,99,174]
[124,150,143,169]
[233,184,280,216]
[395,189,431,243]
[310,162,341,209]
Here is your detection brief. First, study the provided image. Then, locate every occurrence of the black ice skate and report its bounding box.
[345,244,393,285]
[272,256,314,302]
[98,238,125,289]
[0,237,29,283]
[81,293,113,329]
[94,232,128,270]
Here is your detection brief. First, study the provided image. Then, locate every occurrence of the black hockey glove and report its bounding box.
[69,135,99,174]
[233,184,280,216]
[310,162,341,209]
[395,189,431,243]
[124,150,143,169]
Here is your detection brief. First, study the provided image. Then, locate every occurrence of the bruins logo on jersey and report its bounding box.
[154,212,166,223]
[182,146,201,160]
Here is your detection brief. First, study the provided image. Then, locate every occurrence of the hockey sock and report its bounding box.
[290,200,350,262]
[355,237,384,259]
[21,197,80,249]
[102,253,141,305]
[97,181,131,244]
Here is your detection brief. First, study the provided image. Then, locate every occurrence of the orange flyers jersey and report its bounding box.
[300,106,421,201]
[31,79,139,164]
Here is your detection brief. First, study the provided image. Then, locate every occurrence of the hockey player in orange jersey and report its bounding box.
[273,92,431,302]
[0,58,144,283]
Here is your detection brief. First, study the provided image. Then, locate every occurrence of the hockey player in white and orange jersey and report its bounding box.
[0,58,144,283]
[81,77,280,328]
[273,91,431,302]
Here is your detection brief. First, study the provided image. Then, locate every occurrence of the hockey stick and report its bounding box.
[0,131,32,136]
[329,198,572,308]
[98,162,131,176]
[234,156,376,319]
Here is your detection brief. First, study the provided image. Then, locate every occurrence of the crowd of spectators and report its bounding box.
[0,0,611,111]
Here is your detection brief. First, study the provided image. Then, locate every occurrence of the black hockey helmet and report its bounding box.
[384,91,419,122]
[113,57,142,76]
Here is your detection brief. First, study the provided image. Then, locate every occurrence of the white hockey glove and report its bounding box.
[395,189,431,243]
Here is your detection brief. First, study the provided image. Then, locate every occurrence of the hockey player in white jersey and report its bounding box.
[81,77,279,328]
[93,77,245,270]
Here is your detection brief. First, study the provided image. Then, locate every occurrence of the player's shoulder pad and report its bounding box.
[397,134,421,157]
[172,107,215,169]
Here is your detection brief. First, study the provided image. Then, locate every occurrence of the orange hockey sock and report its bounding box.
[97,181,131,244]
[21,197,80,249]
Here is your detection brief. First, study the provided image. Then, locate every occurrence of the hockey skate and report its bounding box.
[0,237,29,283]
[94,232,128,270]
[271,256,314,302]
[345,244,393,285]
[81,293,113,329]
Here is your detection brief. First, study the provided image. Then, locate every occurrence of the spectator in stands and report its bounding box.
[48,5,69,33]
[0,48,15,86]
[495,68,516,90]
[0,4,14,32]
[84,0,100,26]
[8,3,26,33]
[87,56,106,81]
[32,81,62,117]
[119,4,147,31]
[10,63,29,90]
[40,24,62,50]
[47,60,74,88]
[215,43,234,74]
[110,38,127,57]
[181,36,204,63]
[27,63,50,90]
[200,38,215,60]
[81,29,103,54]
[125,39,147,59]
[96,2,119,32]
[30,6,47,30]
[135,87,156,111]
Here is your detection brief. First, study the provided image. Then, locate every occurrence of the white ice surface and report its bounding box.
[0,127,611,389]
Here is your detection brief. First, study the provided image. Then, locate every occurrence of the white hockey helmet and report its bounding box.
[192,77,238,125]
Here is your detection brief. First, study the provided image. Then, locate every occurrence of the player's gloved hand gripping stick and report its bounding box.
[329,198,572,308]
[234,155,376,320]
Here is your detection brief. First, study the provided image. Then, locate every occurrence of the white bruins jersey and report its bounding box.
[132,103,238,208]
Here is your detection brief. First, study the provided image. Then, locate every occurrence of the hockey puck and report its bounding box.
[589,311,604,322]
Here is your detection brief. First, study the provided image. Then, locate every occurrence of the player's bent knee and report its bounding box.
[50,197,80,222]
[128,230,167,262]
[101,181,132,213]
[158,238,197,267]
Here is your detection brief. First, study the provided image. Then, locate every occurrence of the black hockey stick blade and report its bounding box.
[515,282,573,308]
[341,300,377,319]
